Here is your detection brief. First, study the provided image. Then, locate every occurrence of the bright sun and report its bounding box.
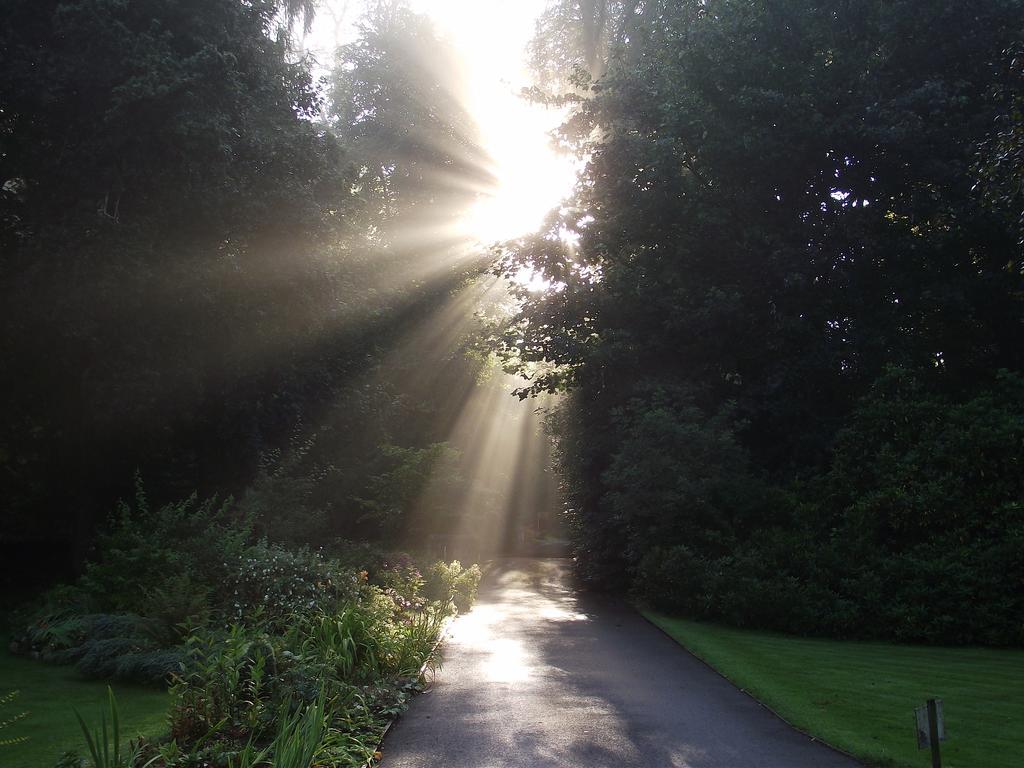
[413,0,579,245]
[462,107,578,245]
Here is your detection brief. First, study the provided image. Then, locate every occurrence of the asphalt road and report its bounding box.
[382,558,859,768]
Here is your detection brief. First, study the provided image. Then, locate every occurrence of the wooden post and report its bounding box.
[927,698,942,768]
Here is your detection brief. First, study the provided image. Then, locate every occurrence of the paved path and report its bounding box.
[383,558,859,768]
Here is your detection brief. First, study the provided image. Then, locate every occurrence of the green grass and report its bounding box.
[644,612,1024,768]
[0,646,170,768]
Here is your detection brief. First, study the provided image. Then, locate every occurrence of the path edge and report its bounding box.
[365,559,498,767]
[635,607,864,767]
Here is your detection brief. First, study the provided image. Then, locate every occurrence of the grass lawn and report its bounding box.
[644,612,1024,768]
[0,645,170,768]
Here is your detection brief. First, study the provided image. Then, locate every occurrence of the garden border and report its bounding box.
[364,559,495,766]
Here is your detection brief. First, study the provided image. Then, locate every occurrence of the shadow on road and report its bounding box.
[383,558,858,768]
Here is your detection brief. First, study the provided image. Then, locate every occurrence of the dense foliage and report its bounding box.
[2,4,496,761]
[11,485,480,766]
[0,0,495,599]
[503,0,1024,644]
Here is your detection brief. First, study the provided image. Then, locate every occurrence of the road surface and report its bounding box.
[382,558,858,768]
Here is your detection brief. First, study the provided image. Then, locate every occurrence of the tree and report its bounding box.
[0,0,490,578]
[503,0,1024,642]
[329,6,491,237]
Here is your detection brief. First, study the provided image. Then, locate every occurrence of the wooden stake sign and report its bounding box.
[915,698,945,768]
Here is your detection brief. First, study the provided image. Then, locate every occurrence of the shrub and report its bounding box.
[425,561,481,614]
[170,623,277,740]
[387,605,448,675]
[18,613,183,684]
[236,440,331,545]
[822,368,1024,553]
[624,370,1024,645]
[633,545,713,617]
[141,571,212,645]
[78,480,248,617]
[224,540,360,624]
[75,642,183,685]
[373,554,425,612]
[17,613,98,658]
[168,585,447,756]
[282,589,437,683]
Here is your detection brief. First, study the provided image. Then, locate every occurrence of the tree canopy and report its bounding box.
[500,0,1024,644]
[0,0,498,589]
[2,0,1021,645]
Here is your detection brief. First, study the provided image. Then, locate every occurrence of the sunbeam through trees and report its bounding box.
[1,1,1023,766]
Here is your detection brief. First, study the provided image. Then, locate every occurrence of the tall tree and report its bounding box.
[502,0,1024,642]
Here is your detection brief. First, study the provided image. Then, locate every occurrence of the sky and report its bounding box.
[305,0,578,244]
[412,0,576,242]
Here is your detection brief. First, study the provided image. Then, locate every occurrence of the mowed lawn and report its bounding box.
[644,613,1023,768]
[0,646,170,768]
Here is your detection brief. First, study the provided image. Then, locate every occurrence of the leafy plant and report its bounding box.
[225,541,359,624]
[286,611,360,681]
[141,571,212,645]
[390,607,448,677]
[74,688,139,768]
[426,560,482,614]
[0,690,28,748]
[79,482,249,618]
[18,613,182,684]
[170,624,275,740]
[268,692,330,768]
[225,740,270,768]
[374,554,425,612]
[54,752,83,768]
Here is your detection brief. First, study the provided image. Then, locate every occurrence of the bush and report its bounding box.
[11,480,483,764]
[76,642,182,685]
[281,595,443,686]
[624,370,1024,646]
[140,571,212,645]
[15,613,183,684]
[425,561,481,614]
[236,441,331,545]
[20,612,139,658]
[813,369,1024,644]
[822,368,1024,553]
[224,540,360,625]
[633,545,713,617]
[16,487,259,676]
[78,480,248,617]
[372,554,425,612]
[168,573,452,759]
[170,623,277,740]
